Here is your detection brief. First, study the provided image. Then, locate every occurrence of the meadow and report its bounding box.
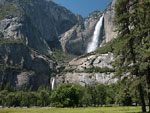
[0,106,147,113]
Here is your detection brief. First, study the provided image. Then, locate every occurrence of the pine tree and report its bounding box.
[114,0,150,112]
[129,1,150,112]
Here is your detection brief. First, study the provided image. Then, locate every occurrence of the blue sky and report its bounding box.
[52,0,113,17]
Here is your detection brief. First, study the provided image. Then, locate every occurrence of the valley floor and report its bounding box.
[0,106,148,113]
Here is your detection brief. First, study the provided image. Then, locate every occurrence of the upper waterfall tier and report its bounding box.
[87,15,104,53]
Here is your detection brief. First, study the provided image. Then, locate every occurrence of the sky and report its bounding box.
[52,0,113,17]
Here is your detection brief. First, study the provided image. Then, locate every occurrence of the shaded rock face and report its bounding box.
[0,0,78,55]
[0,43,55,89]
[55,53,118,86]
[102,0,117,45]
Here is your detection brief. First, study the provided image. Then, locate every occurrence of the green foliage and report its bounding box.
[105,83,119,105]
[115,84,132,106]
[84,85,97,106]
[80,88,92,106]
[0,82,146,107]
[113,0,150,112]
[0,90,8,106]
[95,39,117,54]
[114,0,150,78]
[50,83,84,107]
[95,84,107,106]
[38,90,50,106]
[0,89,51,107]
[50,49,75,63]
[50,84,114,107]
[0,3,21,20]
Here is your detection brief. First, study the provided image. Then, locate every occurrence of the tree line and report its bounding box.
[0,82,147,108]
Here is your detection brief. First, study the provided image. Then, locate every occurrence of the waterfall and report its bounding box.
[87,15,104,53]
[51,78,55,90]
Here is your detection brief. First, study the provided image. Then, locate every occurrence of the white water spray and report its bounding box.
[51,78,55,90]
[87,15,104,53]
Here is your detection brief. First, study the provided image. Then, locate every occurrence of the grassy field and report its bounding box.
[0,106,147,113]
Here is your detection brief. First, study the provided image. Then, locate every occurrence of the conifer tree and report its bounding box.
[114,0,150,112]
[132,1,150,112]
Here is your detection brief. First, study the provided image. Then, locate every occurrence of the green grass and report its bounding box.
[0,106,147,113]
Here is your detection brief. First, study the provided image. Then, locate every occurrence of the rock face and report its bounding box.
[59,11,103,55]
[0,40,55,89]
[55,53,117,86]
[102,0,117,44]
[0,0,78,55]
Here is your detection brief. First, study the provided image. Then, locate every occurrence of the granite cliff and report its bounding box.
[0,0,78,55]
[0,39,55,89]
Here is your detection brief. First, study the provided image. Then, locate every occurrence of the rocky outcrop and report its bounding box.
[0,0,78,55]
[55,53,117,86]
[0,40,55,89]
[102,0,117,45]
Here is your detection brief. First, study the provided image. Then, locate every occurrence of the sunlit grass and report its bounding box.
[0,106,147,113]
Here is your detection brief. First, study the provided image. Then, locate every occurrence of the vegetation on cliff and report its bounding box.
[0,2,21,20]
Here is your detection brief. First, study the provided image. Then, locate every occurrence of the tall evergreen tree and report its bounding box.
[114,0,150,112]
[134,1,150,112]
[129,0,150,112]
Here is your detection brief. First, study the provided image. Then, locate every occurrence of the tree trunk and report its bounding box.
[146,67,150,113]
[138,84,146,112]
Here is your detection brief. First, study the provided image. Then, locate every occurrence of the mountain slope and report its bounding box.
[0,39,55,89]
[0,0,78,55]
